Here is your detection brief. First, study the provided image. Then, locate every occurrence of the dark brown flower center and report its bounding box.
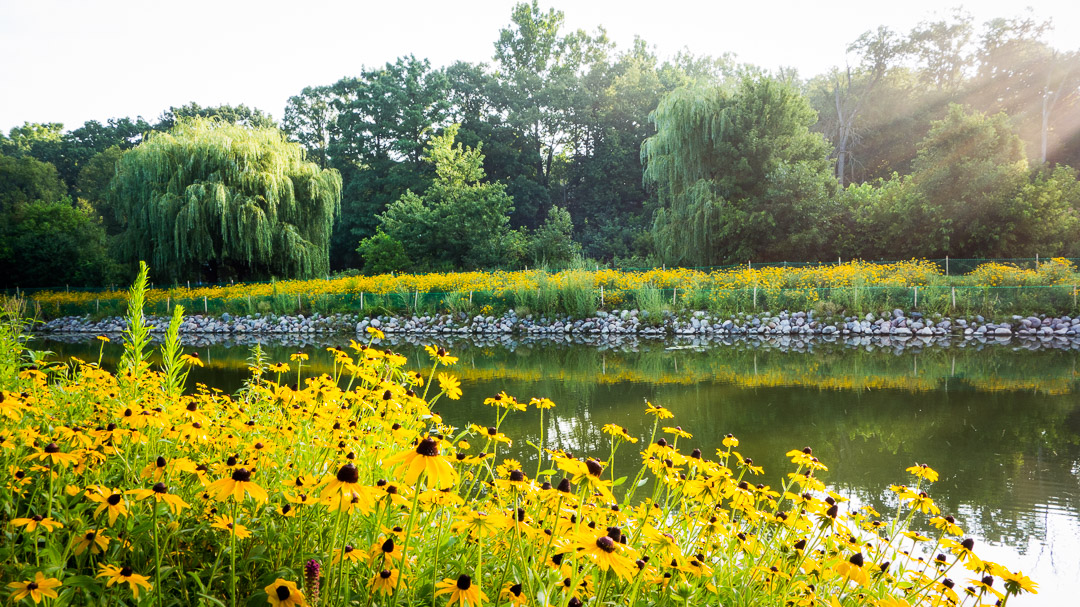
[596,536,616,553]
[27,582,39,591]
[509,470,525,482]
[276,585,291,600]
[121,566,133,577]
[456,574,471,590]
[152,482,167,494]
[44,443,60,453]
[381,538,394,553]
[586,459,603,477]
[380,570,392,579]
[415,438,439,457]
[231,468,251,482]
[336,462,359,484]
[107,493,122,506]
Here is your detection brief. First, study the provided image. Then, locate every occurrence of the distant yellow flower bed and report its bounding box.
[27,258,1079,308]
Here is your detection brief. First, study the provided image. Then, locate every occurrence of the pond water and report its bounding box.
[37,334,1080,603]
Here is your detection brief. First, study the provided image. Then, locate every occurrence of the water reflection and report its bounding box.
[37,335,1080,603]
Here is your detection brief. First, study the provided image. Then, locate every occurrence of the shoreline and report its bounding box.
[34,308,1080,351]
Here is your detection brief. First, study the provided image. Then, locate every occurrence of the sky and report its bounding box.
[2,0,1078,133]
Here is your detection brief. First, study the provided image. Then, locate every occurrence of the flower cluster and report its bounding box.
[0,299,1038,606]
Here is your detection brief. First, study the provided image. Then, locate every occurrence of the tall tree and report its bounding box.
[282,86,337,168]
[378,125,515,269]
[156,102,276,131]
[110,119,341,282]
[644,77,835,265]
[909,104,1029,256]
[493,1,608,226]
[815,26,905,186]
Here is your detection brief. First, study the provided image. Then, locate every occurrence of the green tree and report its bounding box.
[282,57,451,268]
[110,119,341,283]
[908,104,1029,257]
[0,154,66,213]
[644,77,836,265]
[76,145,126,235]
[355,228,412,275]
[156,102,276,131]
[0,198,118,288]
[528,205,580,266]
[378,125,514,269]
[283,85,337,168]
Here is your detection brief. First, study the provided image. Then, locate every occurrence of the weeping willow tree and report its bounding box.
[643,77,835,266]
[111,118,341,282]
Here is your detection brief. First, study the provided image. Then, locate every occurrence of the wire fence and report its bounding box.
[22,284,1080,320]
[4,256,1077,298]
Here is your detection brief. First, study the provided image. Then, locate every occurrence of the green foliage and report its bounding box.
[379,125,515,269]
[159,304,190,398]
[75,145,126,235]
[528,205,580,266]
[0,198,119,289]
[645,76,837,265]
[909,104,1029,256]
[119,262,151,390]
[355,228,412,275]
[0,153,66,212]
[110,118,342,283]
[0,298,30,390]
[156,102,276,131]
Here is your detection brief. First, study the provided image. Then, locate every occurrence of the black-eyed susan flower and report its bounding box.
[180,353,204,367]
[644,400,674,419]
[26,442,79,468]
[332,544,364,565]
[834,553,869,587]
[602,424,638,443]
[127,482,189,514]
[574,528,638,581]
[930,515,964,536]
[367,536,404,567]
[320,462,366,502]
[73,529,110,555]
[206,468,269,504]
[529,397,556,410]
[500,582,528,606]
[906,462,940,483]
[435,574,486,607]
[424,345,458,366]
[384,437,457,489]
[437,373,462,400]
[1001,568,1038,595]
[97,564,153,599]
[369,569,401,596]
[7,572,62,604]
[265,579,307,607]
[87,487,129,526]
[211,515,251,539]
[11,514,63,533]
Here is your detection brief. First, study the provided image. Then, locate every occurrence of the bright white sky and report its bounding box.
[2,0,1078,133]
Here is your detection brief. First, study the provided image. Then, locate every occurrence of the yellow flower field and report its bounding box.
[0,266,1040,606]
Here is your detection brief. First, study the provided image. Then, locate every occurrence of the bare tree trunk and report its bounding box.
[1041,92,1050,164]
[834,81,849,187]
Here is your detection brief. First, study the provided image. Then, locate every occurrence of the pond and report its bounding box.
[37,333,1080,603]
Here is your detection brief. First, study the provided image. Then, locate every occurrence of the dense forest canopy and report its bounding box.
[2,2,1079,287]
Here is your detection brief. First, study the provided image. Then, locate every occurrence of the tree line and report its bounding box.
[2,2,1079,287]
